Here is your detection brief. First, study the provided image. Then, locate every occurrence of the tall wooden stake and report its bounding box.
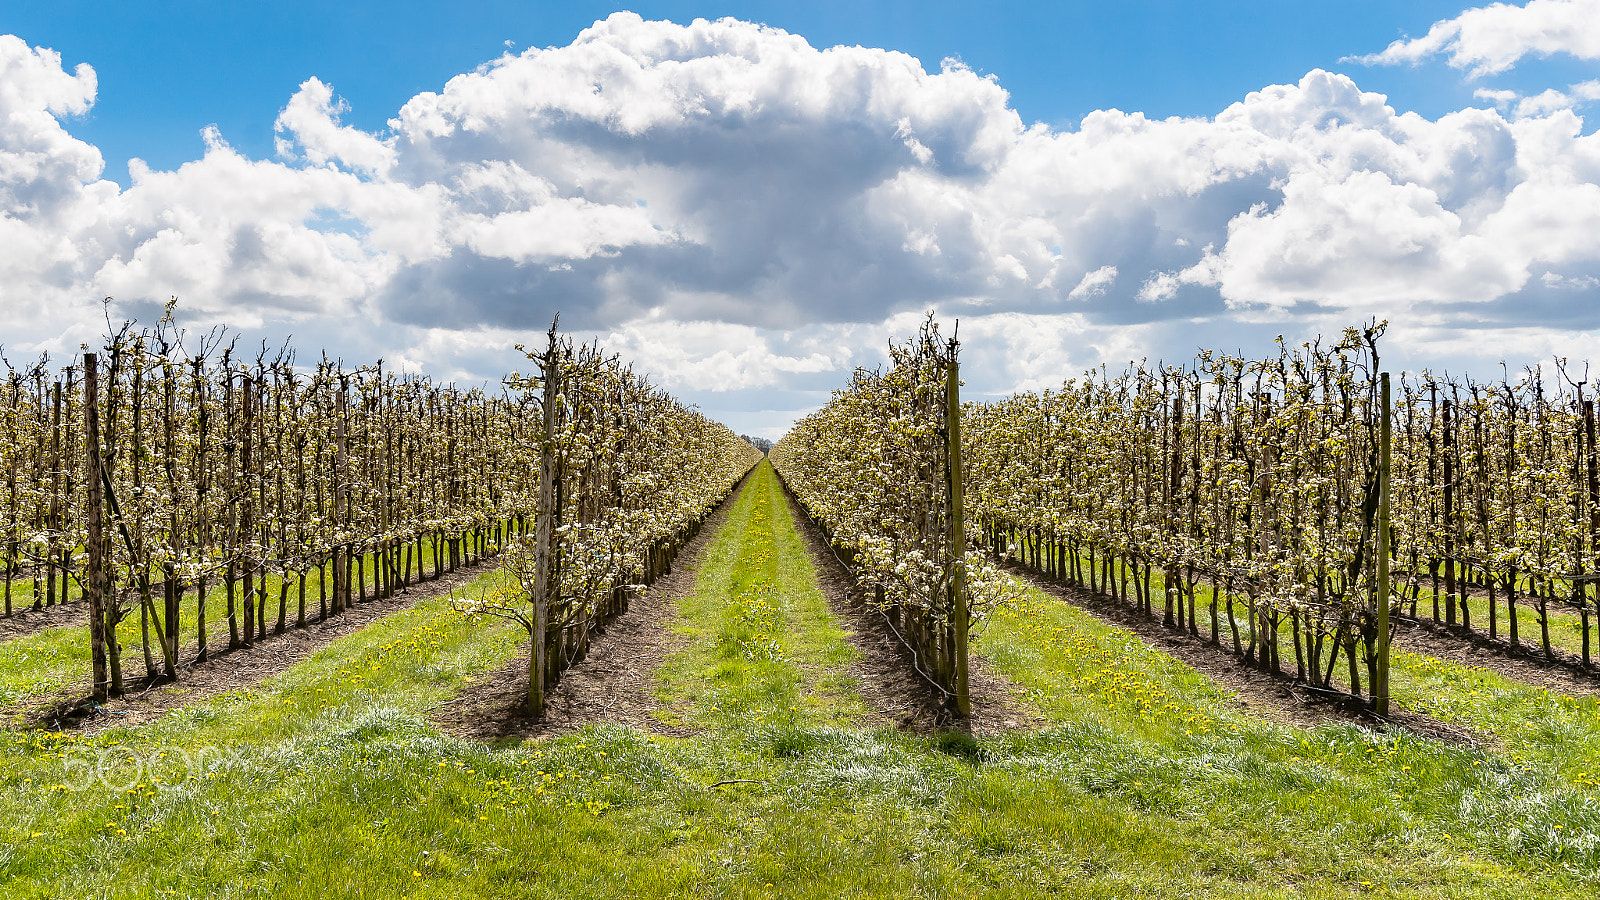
[529,323,559,717]
[946,349,971,718]
[84,353,109,703]
[334,378,348,615]
[1587,399,1599,668]
[1443,397,1457,625]
[1374,372,1393,715]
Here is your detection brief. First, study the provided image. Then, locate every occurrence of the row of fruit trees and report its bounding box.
[8,306,1595,718]
[0,312,759,711]
[780,318,1600,715]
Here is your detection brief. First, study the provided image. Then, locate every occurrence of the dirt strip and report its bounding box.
[776,482,1041,737]
[1388,597,1600,686]
[1393,621,1599,699]
[431,474,753,743]
[1000,561,1488,746]
[18,558,500,733]
[0,599,88,642]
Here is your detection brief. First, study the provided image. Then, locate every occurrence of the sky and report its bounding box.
[2,0,1599,437]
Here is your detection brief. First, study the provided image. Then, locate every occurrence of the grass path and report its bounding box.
[0,461,1595,897]
[653,458,870,732]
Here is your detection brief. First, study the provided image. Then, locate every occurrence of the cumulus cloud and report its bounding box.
[596,319,841,391]
[1138,271,1182,303]
[1349,0,1600,76]
[1474,87,1522,105]
[1474,79,1600,118]
[1543,271,1600,288]
[0,34,116,339]
[1515,80,1600,116]
[1066,265,1117,300]
[2,14,1599,433]
[274,77,397,176]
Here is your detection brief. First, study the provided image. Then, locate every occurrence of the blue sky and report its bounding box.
[10,0,1578,183]
[2,1,1599,436]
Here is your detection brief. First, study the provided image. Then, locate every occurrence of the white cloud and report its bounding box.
[1349,0,1600,76]
[274,77,397,177]
[1138,272,1181,303]
[1066,265,1117,300]
[1515,79,1600,116]
[0,34,117,342]
[1477,80,1600,117]
[2,16,1599,435]
[1543,271,1600,288]
[595,319,841,391]
[1475,88,1522,105]
[1202,167,1510,311]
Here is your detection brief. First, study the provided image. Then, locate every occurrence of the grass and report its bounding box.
[0,536,465,717]
[0,572,81,611]
[979,590,1600,891]
[0,626,83,707]
[0,535,458,612]
[1392,649,1600,791]
[1403,586,1594,659]
[0,461,1594,897]
[653,460,869,732]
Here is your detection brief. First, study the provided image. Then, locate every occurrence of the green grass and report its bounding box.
[0,537,465,717]
[0,572,81,611]
[0,535,457,614]
[1392,650,1600,792]
[653,460,869,732]
[0,626,83,707]
[0,461,1596,897]
[978,589,1600,892]
[1403,587,1594,658]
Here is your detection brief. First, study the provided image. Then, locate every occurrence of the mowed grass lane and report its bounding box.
[652,458,871,732]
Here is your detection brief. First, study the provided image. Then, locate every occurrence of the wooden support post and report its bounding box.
[1587,399,1599,668]
[241,374,255,644]
[1374,372,1393,716]
[1443,398,1458,627]
[334,379,349,615]
[84,353,110,703]
[946,351,971,719]
[529,325,559,717]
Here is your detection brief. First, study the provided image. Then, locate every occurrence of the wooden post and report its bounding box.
[163,360,181,675]
[193,358,210,661]
[1443,397,1457,626]
[529,325,560,717]
[240,373,255,645]
[84,354,109,703]
[1166,394,1182,628]
[1374,372,1393,715]
[3,375,16,618]
[946,350,971,718]
[1587,399,1599,668]
[334,378,349,615]
[48,383,61,607]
